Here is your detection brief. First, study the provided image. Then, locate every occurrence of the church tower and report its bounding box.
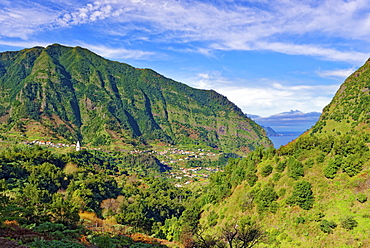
[76,141,81,151]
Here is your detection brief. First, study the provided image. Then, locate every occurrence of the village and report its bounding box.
[22,140,224,186]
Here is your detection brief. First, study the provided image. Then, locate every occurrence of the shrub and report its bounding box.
[319,219,337,234]
[295,216,306,224]
[341,216,358,230]
[272,173,281,182]
[323,163,338,179]
[316,153,325,164]
[275,160,286,173]
[342,154,363,177]
[29,239,85,248]
[312,212,325,222]
[305,158,315,168]
[261,164,273,177]
[287,157,304,179]
[207,210,219,227]
[246,172,258,187]
[256,186,278,213]
[357,193,367,203]
[91,235,115,248]
[277,188,286,198]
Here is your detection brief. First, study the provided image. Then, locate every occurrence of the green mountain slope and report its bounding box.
[193,60,370,247]
[0,44,270,151]
[311,59,370,135]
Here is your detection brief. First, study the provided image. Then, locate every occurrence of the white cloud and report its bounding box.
[215,83,339,117]
[41,0,370,62]
[193,71,233,89]
[1,0,370,62]
[189,72,340,116]
[252,42,369,63]
[317,68,357,78]
[75,43,156,60]
[0,40,50,49]
[0,4,59,39]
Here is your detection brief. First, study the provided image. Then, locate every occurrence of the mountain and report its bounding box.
[194,60,370,247]
[250,110,321,132]
[310,60,370,135]
[262,126,278,136]
[0,44,270,151]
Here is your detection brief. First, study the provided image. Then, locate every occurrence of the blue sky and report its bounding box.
[1,0,370,117]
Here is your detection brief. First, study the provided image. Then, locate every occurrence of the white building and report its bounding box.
[76,141,81,151]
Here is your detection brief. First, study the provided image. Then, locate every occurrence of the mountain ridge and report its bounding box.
[0,44,271,152]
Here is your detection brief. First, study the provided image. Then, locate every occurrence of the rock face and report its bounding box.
[0,44,271,151]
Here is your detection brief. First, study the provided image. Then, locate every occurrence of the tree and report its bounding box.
[48,193,80,228]
[287,180,314,210]
[194,221,265,248]
[256,186,278,213]
[287,157,304,179]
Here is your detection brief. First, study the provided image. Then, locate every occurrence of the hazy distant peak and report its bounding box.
[248,110,321,132]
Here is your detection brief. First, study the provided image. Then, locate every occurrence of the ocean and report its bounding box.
[269,131,303,149]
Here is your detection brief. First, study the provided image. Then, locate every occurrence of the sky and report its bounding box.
[1,0,370,117]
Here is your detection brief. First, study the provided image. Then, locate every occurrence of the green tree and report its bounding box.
[287,157,304,179]
[287,181,314,210]
[256,186,278,213]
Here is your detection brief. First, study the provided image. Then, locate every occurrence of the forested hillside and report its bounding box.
[1,46,370,248]
[191,60,370,247]
[0,44,270,152]
[0,145,194,247]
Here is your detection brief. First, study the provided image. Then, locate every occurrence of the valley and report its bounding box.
[0,46,369,248]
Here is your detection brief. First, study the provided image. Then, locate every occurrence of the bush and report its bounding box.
[29,239,85,248]
[357,193,367,203]
[342,154,363,177]
[295,216,305,224]
[323,162,339,179]
[256,186,278,213]
[272,173,281,182]
[91,235,115,248]
[287,157,304,180]
[319,219,337,234]
[246,172,258,187]
[305,158,315,168]
[275,160,286,172]
[316,153,325,164]
[341,216,358,230]
[207,210,219,227]
[32,222,81,240]
[261,164,273,177]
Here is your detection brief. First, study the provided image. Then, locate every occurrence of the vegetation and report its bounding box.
[0,44,271,152]
[0,145,190,246]
[1,46,370,247]
[188,58,370,247]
